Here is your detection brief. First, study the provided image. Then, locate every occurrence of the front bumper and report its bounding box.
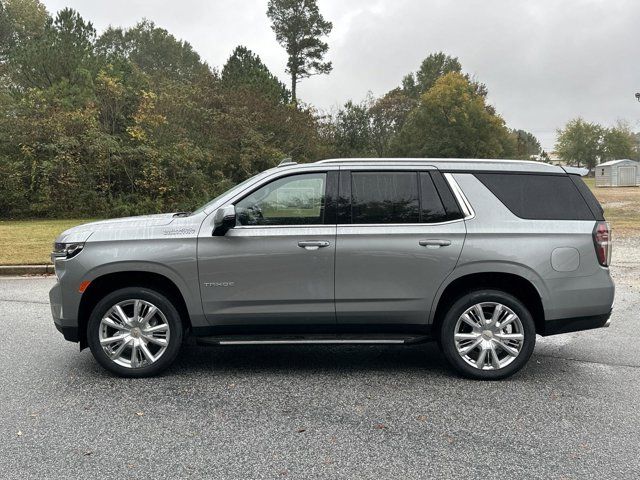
[541,310,612,336]
[50,280,79,342]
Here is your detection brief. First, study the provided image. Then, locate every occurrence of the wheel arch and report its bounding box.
[430,270,546,336]
[77,270,193,350]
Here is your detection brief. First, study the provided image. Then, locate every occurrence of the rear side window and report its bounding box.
[425,172,464,221]
[351,172,420,224]
[419,173,447,222]
[475,173,594,220]
[348,171,462,224]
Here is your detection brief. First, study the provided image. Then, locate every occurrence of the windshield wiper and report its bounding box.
[172,211,191,217]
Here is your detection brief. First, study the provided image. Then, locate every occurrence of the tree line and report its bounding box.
[0,0,606,219]
[555,118,639,169]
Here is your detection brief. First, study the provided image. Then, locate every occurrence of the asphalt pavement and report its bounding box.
[1,265,639,479]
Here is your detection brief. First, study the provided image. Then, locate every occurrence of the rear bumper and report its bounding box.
[541,310,612,336]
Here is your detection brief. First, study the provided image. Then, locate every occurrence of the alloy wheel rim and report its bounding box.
[454,302,524,370]
[98,299,170,368]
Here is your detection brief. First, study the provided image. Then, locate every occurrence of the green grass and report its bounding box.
[0,219,96,265]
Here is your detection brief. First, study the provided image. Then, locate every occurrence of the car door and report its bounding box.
[335,167,467,328]
[198,169,338,328]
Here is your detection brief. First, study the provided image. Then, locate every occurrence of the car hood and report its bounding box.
[56,213,178,243]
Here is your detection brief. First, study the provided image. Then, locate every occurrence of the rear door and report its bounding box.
[335,167,467,328]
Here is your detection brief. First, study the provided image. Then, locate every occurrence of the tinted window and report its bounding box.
[569,174,605,221]
[475,173,594,220]
[235,173,326,226]
[421,172,463,222]
[429,171,464,220]
[351,172,419,224]
[419,173,448,222]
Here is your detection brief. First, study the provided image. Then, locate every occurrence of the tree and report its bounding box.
[393,72,515,158]
[332,99,374,157]
[95,20,209,82]
[221,46,290,103]
[539,150,550,163]
[633,132,640,161]
[401,52,488,101]
[0,0,48,59]
[4,7,96,91]
[511,129,541,159]
[555,118,603,168]
[601,121,635,162]
[266,0,332,103]
[369,88,415,156]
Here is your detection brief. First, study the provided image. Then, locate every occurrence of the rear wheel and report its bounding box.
[439,290,536,380]
[87,287,183,377]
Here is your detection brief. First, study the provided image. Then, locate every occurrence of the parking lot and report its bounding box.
[1,238,639,479]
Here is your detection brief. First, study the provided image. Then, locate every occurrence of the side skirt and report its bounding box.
[195,333,432,346]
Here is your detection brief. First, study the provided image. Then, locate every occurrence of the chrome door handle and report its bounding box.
[298,240,330,251]
[419,239,451,248]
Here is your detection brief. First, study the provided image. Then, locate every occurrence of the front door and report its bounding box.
[198,171,337,328]
[335,169,466,328]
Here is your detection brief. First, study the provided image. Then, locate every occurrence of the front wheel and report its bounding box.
[439,290,536,380]
[87,287,183,377]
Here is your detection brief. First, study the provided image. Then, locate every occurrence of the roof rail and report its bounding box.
[278,158,297,167]
[316,158,548,166]
[316,158,433,164]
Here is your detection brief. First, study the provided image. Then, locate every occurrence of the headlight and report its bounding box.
[52,242,84,260]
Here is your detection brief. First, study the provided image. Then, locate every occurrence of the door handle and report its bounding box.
[419,239,452,248]
[298,240,330,251]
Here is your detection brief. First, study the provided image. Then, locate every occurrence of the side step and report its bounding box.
[196,333,431,346]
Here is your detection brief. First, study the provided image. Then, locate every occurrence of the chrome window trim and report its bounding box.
[233,224,332,230]
[234,218,467,230]
[336,218,465,228]
[444,172,475,220]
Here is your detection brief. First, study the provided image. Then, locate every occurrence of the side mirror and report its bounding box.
[213,205,237,236]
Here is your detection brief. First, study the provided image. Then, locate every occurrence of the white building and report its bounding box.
[595,159,640,187]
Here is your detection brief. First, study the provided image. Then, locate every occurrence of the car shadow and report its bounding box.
[167,341,452,377]
[62,340,579,382]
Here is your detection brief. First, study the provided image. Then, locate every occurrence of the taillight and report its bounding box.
[593,221,611,267]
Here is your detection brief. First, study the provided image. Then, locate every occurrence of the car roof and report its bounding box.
[287,158,566,174]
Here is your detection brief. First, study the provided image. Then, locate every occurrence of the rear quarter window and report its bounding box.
[474,173,595,221]
[569,174,605,221]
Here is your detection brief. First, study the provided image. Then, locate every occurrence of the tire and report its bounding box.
[87,287,183,377]
[438,289,536,380]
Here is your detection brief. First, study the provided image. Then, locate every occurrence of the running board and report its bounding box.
[196,333,431,346]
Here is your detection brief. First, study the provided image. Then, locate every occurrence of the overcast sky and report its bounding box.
[41,0,640,151]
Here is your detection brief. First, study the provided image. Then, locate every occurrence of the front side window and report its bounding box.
[235,173,326,226]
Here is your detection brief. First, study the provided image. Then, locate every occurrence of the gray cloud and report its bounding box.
[42,0,640,150]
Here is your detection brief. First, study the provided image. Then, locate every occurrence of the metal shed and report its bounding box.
[595,159,640,187]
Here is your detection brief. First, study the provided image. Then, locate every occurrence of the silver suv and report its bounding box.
[49,159,614,379]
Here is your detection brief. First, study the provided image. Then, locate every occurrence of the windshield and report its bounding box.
[190,173,263,215]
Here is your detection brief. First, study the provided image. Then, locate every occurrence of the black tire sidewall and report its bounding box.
[87,287,183,377]
[439,289,536,380]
